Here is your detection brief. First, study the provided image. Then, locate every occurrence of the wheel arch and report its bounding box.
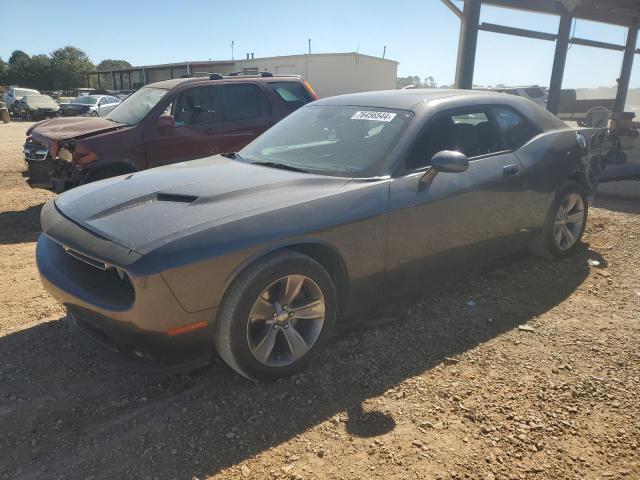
[84,161,138,183]
[219,240,351,319]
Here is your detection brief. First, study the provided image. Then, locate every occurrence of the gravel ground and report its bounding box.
[0,121,639,480]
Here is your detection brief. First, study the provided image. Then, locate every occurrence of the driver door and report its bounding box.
[384,107,527,293]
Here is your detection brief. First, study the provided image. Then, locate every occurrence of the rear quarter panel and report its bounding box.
[515,129,584,229]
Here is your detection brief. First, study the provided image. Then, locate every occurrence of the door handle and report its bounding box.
[503,164,519,176]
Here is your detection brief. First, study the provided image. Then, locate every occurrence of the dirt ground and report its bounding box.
[1,120,639,480]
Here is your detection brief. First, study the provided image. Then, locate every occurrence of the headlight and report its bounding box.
[58,147,73,162]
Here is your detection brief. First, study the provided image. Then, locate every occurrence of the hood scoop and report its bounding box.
[156,192,198,204]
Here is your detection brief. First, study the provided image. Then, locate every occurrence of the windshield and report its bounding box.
[24,95,56,106]
[15,89,39,97]
[73,96,98,105]
[240,105,412,177]
[105,87,168,126]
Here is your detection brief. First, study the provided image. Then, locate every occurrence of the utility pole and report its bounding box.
[382,46,386,59]
[308,38,311,55]
[231,40,235,60]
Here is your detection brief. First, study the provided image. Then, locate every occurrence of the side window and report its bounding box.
[405,109,503,171]
[174,87,217,126]
[492,107,539,150]
[222,84,269,121]
[268,82,312,111]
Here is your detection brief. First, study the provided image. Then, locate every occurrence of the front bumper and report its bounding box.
[36,202,216,370]
[24,140,81,192]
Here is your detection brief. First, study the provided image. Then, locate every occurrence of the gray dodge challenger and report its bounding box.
[37,89,599,379]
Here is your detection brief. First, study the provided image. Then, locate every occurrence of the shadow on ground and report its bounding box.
[0,203,44,244]
[0,243,595,479]
[594,192,640,215]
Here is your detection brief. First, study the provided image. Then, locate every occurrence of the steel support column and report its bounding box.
[455,0,481,89]
[547,14,572,114]
[614,22,639,112]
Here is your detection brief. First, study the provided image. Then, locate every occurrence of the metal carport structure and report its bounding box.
[443,0,640,114]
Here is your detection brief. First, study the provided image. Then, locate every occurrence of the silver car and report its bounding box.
[59,95,121,117]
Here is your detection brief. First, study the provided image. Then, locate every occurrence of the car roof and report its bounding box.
[149,75,304,89]
[312,89,492,111]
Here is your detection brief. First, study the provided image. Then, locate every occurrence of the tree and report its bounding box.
[96,59,132,71]
[424,76,437,88]
[8,50,30,67]
[28,54,53,90]
[396,75,437,89]
[6,50,31,86]
[50,46,94,89]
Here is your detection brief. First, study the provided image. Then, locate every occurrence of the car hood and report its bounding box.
[54,156,352,253]
[28,117,122,141]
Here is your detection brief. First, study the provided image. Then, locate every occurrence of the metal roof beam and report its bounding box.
[482,0,638,27]
[441,0,464,19]
[569,37,626,51]
[479,22,558,41]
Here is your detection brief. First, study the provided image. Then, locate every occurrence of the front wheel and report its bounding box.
[90,111,99,117]
[532,182,588,259]
[214,250,337,380]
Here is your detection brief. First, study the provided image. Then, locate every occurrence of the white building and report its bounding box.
[88,52,399,99]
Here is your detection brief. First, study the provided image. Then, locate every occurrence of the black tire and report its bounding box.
[530,181,589,259]
[90,111,99,117]
[213,250,337,380]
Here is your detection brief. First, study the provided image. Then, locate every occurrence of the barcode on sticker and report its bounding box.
[350,111,397,122]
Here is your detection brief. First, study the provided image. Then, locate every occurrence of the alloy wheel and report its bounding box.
[553,193,585,251]
[246,275,325,367]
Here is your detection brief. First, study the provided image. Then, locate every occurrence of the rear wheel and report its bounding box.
[531,182,588,259]
[214,250,337,380]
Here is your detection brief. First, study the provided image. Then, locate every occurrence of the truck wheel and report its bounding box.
[214,250,337,380]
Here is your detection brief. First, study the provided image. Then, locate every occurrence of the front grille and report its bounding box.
[24,138,49,161]
[50,243,136,310]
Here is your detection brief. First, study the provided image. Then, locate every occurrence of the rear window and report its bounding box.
[222,84,270,121]
[492,107,539,150]
[268,82,312,111]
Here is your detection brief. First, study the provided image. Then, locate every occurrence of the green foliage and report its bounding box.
[396,75,437,89]
[0,46,102,90]
[96,59,133,71]
[50,46,95,90]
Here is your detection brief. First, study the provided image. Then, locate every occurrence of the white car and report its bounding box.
[3,87,41,112]
[59,95,121,117]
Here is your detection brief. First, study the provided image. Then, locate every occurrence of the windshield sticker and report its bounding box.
[351,111,397,122]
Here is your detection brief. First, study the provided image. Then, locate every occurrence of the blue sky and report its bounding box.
[1,0,637,89]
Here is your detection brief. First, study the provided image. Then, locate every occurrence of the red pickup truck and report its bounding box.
[24,73,318,192]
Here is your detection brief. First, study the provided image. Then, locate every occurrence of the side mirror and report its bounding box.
[431,150,469,173]
[420,150,469,184]
[156,115,176,130]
